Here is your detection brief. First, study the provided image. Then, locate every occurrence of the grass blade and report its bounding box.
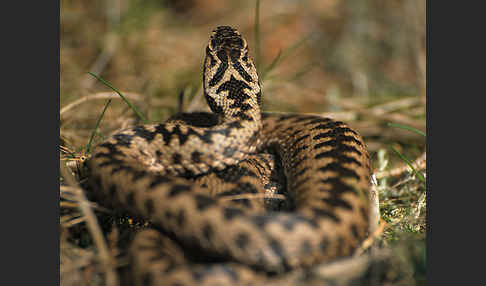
[254,0,261,75]
[262,50,282,80]
[262,34,310,80]
[86,99,112,155]
[388,122,425,137]
[88,71,147,124]
[391,146,426,185]
[287,62,318,82]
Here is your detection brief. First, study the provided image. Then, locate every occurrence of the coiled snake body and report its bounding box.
[85,26,372,285]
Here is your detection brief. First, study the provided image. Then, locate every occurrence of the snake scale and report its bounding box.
[84,26,372,285]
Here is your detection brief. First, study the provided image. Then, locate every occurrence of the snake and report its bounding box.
[84,26,372,285]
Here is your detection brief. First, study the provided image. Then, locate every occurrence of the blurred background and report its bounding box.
[60,1,426,284]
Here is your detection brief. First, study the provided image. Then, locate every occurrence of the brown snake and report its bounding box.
[85,26,372,285]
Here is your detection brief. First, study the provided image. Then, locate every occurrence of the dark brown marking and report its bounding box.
[168,184,192,197]
[350,224,360,241]
[292,115,317,123]
[108,184,117,198]
[294,134,310,145]
[268,237,286,264]
[149,175,171,189]
[235,232,250,250]
[142,273,152,286]
[126,191,136,207]
[336,236,345,256]
[290,155,308,170]
[294,166,310,178]
[314,150,362,166]
[172,153,182,165]
[318,162,360,180]
[223,146,237,157]
[113,133,133,147]
[321,197,353,210]
[307,117,332,125]
[300,239,313,255]
[209,59,229,87]
[194,194,216,211]
[321,177,359,196]
[132,170,148,182]
[191,151,202,163]
[276,114,298,122]
[314,140,362,156]
[290,144,309,159]
[164,210,173,220]
[232,60,253,83]
[144,199,155,217]
[290,129,303,137]
[320,237,330,253]
[360,206,369,221]
[176,209,186,227]
[223,207,244,220]
[312,207,340,223]
[133,125,156,142]
[313,133,363,147]
[202,223,214,242]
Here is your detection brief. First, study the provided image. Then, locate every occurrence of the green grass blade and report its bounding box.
[262,34,310,80]
[287,62,318,82]
[88,72,147,124]
[262,50,282,80]
[391,146,426,185]
[86,99,112,155]
[254,0,261,76]
[388,122,426,137]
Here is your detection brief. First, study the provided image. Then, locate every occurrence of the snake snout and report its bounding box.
[210,26,244,54]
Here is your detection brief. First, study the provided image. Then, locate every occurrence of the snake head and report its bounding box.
[209,26,247,60]
[203,26,261,117]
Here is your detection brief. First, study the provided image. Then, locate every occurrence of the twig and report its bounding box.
[60,213,82,223]
[375,151,426,180]
[319,111,358,122]
[312,248,392,284]
[60,185,111,213]
[63,157,87,173]
[354,219,388,256]
[60,201,108,213]
[62,216,87,228]
[60,162,119,286]
[368,97,424,116]
[334,96,425,130]
[314,254,372,280]
[368,174,380,234]
[60,241,96,275]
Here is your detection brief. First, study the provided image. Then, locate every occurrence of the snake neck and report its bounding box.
[203,26,262,129]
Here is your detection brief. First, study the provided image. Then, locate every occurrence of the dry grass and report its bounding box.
[60,1,426,285]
